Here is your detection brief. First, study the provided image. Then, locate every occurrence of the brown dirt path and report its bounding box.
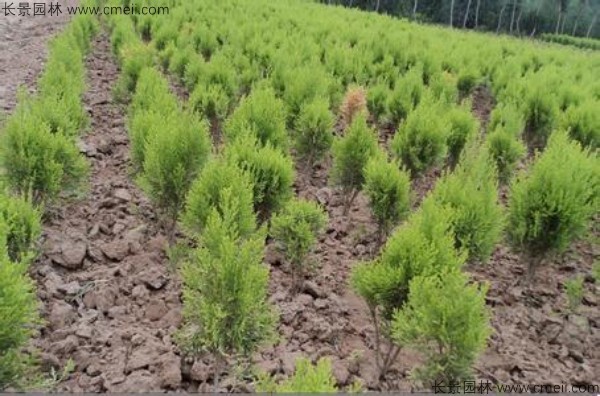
[0,0,77,113]
[31,30,184,392]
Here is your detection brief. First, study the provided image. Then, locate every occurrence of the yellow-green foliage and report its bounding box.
[179,199,275,358]
[294,96,335,166]
[391,97,448,176]
[508,130,599,261]
[224,84,288,150]
[392,269,490,388]
[431,148,504,263]
[560,100,600,149]
[224,133,295,219]
[256,357,337,393]
[0,222,41,390]
[363,156,411,238]
[0,193,41,264]
[331,113,380,210]
[270,198,328,280]
[0,11,95,206]
[183,159,257,238]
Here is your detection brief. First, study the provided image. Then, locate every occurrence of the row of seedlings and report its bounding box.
[0,7,98,390]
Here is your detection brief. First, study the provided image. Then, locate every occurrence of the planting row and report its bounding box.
[0,7,98,391]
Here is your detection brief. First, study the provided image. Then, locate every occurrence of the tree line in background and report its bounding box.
[320,0,600,39]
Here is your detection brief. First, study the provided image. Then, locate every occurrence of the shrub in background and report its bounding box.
[114,42,154,100]
[139,111,211,240]
[485,127,526,184]
[387,68,423,123]
[391,98,448,177]
[188,82,231,124]
[445,105,479,168]
[488,102,525,137]
[367,82,390,122]
[522,83,559,150]
[392,270,490,388]
[457,68,479,97]
[363,156,411,243]
[129,67,178,116]
[270,199,328,287]
[330,113,380,214]
[560,100,600,150]
[508,130,599,278]
[431,148,504,263]
[294,96,334,168]
[224,132,294,220]
[183,159,256,239]
[280,65,333,124]
[224,84,288,150]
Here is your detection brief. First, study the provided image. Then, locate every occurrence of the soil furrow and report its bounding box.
[31,30,183,392]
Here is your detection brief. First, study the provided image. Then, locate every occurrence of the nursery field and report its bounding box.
[0,0,599,393]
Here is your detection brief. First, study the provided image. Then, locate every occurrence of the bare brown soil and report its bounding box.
[21,28,600,392]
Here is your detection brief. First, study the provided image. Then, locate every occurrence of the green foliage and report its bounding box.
[293,96,334,167]
[224,85,288,150]
[179,200,275,358]
[351,199,466,376]
[115,41,155,100]
[540,34,600,51]
[485,127,526,184]
[128,67,180,171]
[0,11,93,208]
[457,68,479,96]
[431,148,504,263]
[129,67,178,116]
[522,82,559,149]
[0,223,41,390]
[270,198,328,282]
[560,101,600,149]
[224,133,295,219]
[0,194,42,264]
[367,82,390,122]
[508,130,599,272]
[279,65,334,123]
[0,115,88,205]
[387,68,423,123]
[430,72,458,105]
[256,357,337,393]
[445,105,479,167]
[363,156,411,240]
[391,270,491,388]
[330,113,380,212]
[168,45,195,80]
[488,102,525,137]
[391,98,448,176]
[351,198,466,322]
[189,82,230,121]
[183,159,256,238]
[564,275,584,312]
[139,111,211,229]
